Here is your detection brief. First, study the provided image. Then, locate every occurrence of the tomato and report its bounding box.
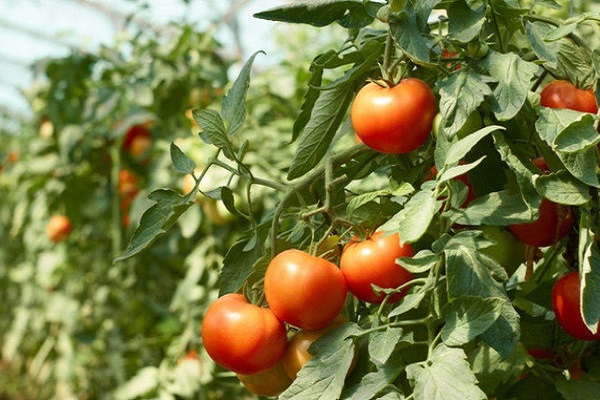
[552,272,600,341]
[264,249,347,330]
[540,80,598,114]
[340,231,414,304]
[201,293,287,375]
[508,158,573,247]
[237,358,292,397]
[351,78,436,154]
[7,151,19,164]
[122,124,152,158]
[39,117,54,139]
[282,316,353,380]
[478,226,525,276]
[46,215,72,243]
[118,169,140,198]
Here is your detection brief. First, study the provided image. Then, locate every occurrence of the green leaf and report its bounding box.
[254,1,376,28]
[442,296,506,347]
[347,183,414,216]
[483,52,539,121]
[219,240,262,296]
[341,354,405,400]
[219,186,242,217]
[579,208,600,334]
[280,324,359,399]
[396,250,438,274]
[406,345,487,400]
[492,132,541,212]
[525,21,559,68]
[448,1,485,43]
[556,380,600,400]
[368,327,406,365]
[444,126,504,167]
[537,108,600,153]
[439,71,493,137]
[221,51,263,136]
[287,83,354,180]
[194,109,235,159]
[390,1,437,62]
[534,170,591,206]
[115,190,193,262]
[379,188,439,244]
[558,148,600,188]
[438,157,485,183]
[170,142,196,174]
[454,190,532,225]
[469,343,529,394]
[557,40,595,88]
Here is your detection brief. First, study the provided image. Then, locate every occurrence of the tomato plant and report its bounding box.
[122,123,153,159]
[201,293,288,375]
[552,272,600,341]
[340,231,414,304]
[264,249,347,330]
[350,78,436,154]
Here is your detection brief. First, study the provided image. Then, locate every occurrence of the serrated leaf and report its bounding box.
[341,354,405,400]
[390,1,436,62]
[379,188,439,244]
[368,328,405,365]
[221,51,263,136]
[170,142,196,174]
[116,190,193,262]
[280,324,360,399]
[579,209,600,334]
[454,190,532,226]
[558,148,600,188]
[534,170,591,205]
[194,109,235,159]
[389,290,428,317]
[396,250,438,274]
[347,183,414,216]
[444,126,503,167]
[525,21,558,68]
[469,343,529,394]
[441,296,506,346]
[537,108,599,153]
[254,1,376,28]
[219,240,262,296]
[406,345,486,400]
[287,83,354,180]
[484,52,539,121]
[448,1,485,43]
[439,71,493,137]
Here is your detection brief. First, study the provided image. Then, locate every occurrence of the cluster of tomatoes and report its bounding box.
[201,231,415,396]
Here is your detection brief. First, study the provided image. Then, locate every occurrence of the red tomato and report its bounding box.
[540,80,598,114]
[340,231,414,304]
[201,293,287,375]
[351,78,436,154]
[237,358,292,397]
[122,124,152,158]
[118,169,140,198]
[46,215,72,243]
[264,249,347,330]
[552,272,600,341]
[508,158,573,247]
[282,316,352,380]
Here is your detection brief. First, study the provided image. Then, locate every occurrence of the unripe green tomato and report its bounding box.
[478,226,525,276]
[389,0,407,12]
[432,113,442,140]
[466,41,489,60]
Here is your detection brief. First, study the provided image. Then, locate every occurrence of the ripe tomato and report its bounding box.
[201,293,287,375]
[118,169,140,198]
[340,231,414,304]
[237,358,292,397]
[552,272,600,341]
[264,249,347,330]
[540,80,598,114]
[351,78,436,154]
[46,215,72,243]
[508,158,573,247]
[282,316,350,380]
[122,124,152,158]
